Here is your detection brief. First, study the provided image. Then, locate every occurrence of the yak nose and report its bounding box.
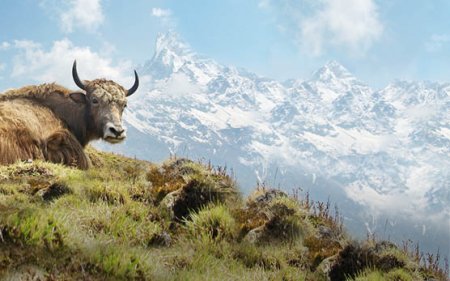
[108,125,125,137]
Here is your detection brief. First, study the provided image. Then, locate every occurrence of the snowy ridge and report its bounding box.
[102,32,449,251]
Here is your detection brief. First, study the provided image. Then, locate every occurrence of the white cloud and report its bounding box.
[0,42,11,50]
[151,8,172,18]
[11,39,136,88]
[258,0,271,9]
[62,0,104,33]
[151,7,175,28]
[40,0,104,33]
[425,34,449,53]
[260,0,383,56]
[345,163,450,225]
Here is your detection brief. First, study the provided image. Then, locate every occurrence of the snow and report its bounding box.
[439,127,450,140]
[115,32,450,249]
[301,126,388,155]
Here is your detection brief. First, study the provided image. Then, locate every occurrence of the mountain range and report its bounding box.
[97,31,450,254]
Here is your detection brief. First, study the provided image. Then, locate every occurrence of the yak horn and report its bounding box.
[127,70,139,97]
[72,60,86,91]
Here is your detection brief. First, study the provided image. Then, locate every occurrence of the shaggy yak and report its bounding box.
[0,61,139,169]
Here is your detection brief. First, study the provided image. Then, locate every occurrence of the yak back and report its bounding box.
[0,83,91,146]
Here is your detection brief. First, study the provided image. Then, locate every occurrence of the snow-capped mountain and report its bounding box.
[99,32,450,253]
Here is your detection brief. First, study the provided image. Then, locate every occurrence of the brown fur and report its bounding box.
[0,80,127,170]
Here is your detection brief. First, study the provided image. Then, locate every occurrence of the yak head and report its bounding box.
[70,60,138,144]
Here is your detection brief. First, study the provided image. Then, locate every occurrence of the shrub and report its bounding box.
[146,158,201,201]
[304,234,343,270]
[261,197,310,242]
[329,242,375,281]
[242,195,312,244]
[173,175,237,219]
[185,204,236,241]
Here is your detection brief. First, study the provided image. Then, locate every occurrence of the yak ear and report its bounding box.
[69,92,87,104]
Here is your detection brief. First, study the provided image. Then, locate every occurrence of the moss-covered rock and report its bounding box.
[155,158,239,221]
[239,189,313,244]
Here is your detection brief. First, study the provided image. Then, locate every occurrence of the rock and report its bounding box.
[318,225,333,239]
[37,183,71,201]
[160,188,183,219]
[3,264,46,281]
[329,242,374,281]
[160,178,233,221]
[317,254,338,279]
[243,225,265,244]
[150,231,172,247]
[374,241,398,254]
[172,179,232,220]
[376,254,405,271]
[166,158,196,177]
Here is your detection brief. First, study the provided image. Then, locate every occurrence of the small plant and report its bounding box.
[88,245,148,279]
[1,208,65,250]
[83,181,129,205]
[185,204,236,241]
[385,268,414,281]
[122,162,145,185]
[232,243,281,270]
[402,239,449,280]
[308,198,344,235]
[352,268,416,281]
[352,269,385,281]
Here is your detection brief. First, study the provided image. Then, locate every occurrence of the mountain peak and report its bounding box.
[324,60,349,72]
[154,31,192,57]
[144,31,197,77]
[311,60,355,82]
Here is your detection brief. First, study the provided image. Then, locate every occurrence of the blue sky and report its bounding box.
[1,0,449,90]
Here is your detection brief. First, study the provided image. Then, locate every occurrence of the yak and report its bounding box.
[0,61,139,169]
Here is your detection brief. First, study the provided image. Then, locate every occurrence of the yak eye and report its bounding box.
[92,98,99,104]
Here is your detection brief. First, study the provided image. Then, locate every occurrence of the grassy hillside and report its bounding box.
[0,148,447,280]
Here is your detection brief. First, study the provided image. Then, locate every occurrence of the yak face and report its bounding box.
[71,61,139,144]
[85,81,128,143]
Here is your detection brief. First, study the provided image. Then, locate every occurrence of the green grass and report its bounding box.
[185,204,237,241]
[0,148,447,280]
[352,268,417,281]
